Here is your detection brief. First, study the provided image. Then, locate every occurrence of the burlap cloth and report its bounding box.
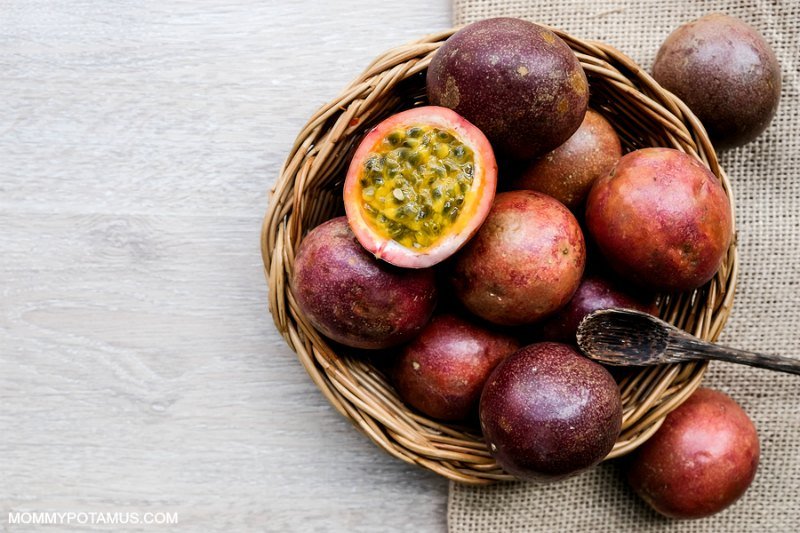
[448,1,800,531]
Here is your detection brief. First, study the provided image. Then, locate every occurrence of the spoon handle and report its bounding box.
[671,333,800,375]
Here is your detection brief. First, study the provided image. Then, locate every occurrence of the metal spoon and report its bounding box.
[576,308,800,375]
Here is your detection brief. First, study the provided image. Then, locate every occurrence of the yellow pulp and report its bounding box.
[359,125,476,250]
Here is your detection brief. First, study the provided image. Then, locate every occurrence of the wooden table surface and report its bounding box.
[1,1,452,531]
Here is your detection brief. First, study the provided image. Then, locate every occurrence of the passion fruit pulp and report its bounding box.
[344,106,497,269]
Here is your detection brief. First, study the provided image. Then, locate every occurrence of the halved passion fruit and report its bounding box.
[344,106,497,268]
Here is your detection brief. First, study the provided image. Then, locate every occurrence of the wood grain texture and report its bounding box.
[0,1,452,531]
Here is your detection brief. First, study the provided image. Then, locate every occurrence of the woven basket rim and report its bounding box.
[261,25,738,485]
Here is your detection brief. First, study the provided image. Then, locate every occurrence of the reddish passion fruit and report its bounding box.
[344,106,497,269]
[653,14,781,149]
[291,217,437,350]
[626,388,759,518]
[585,147,732,292]
[512,109,622,212]
[392,313,520,421]
[451,190,585,326]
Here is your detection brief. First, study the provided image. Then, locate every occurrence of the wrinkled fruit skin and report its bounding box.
[513,109,622,212]
[344,106,497,269]
[452,190,585,325]
[626,388,760,519]
[480,342,622,481]
[539,275,658,343]
[427,17,588,160]
[291,217,437,349]
[392,314,520,421]
[585,147,732,292]
[653,13,781,149]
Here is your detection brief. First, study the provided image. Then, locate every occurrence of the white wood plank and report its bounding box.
[0,1,453,531]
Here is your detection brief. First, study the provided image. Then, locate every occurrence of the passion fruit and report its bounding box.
[291,217,437,350]
[480,342,623,481]
[538,275,658,343]
[344,106,497,269]
[585,147,733,291]
[626,388,760,518]
[392,313,520,421]
[512,110,622,212]
[451,190,585,326]
[427,17,589,160]
[653,14,781,149]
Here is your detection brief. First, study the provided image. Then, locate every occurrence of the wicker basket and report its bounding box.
[261,26,738,485]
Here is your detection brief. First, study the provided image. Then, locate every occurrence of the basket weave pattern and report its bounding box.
[261,27,738,484]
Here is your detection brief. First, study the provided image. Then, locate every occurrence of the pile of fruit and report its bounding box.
[287,14,780,519]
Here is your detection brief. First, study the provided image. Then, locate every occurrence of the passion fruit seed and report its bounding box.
[360,125,475,250]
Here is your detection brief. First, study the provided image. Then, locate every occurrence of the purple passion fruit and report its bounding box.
[427,17,588,160]
[539,275,658,343]
[291,217,437,349]
[480,342,623,481]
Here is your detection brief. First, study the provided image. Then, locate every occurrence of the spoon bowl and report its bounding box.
[576,308,800,375]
